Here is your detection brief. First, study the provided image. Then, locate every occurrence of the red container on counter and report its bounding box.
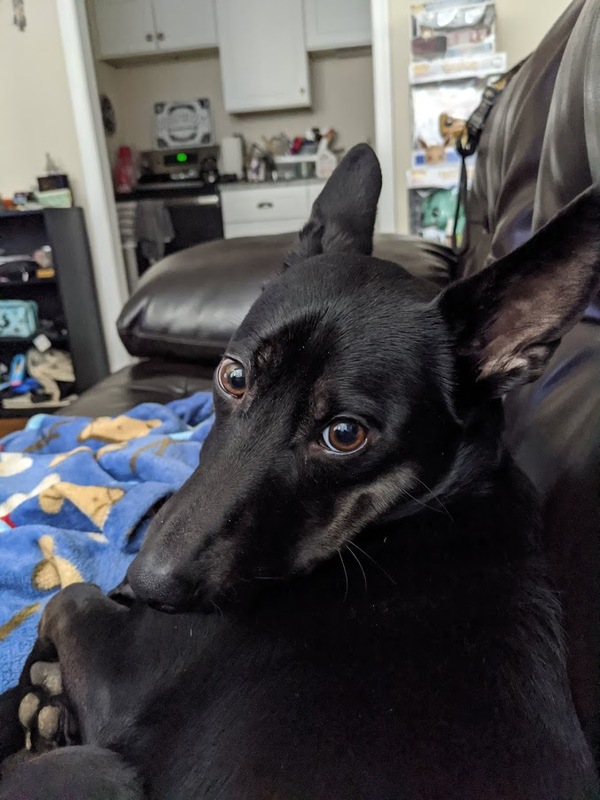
[114,146,136,193]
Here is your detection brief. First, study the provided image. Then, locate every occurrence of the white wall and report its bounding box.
[95,60,124,163]
[0,0,129,372]
[0,0,85,200]
[390,0,574,233]
[495,0,575,63]
[96,51,375,163]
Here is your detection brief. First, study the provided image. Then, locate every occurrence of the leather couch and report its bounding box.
[69,0,600,755]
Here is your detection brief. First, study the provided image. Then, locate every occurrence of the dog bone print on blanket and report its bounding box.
[0,392,214,692]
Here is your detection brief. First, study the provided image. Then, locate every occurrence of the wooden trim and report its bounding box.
[0,418,27,438]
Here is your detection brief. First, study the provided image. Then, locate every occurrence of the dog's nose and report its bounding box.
[127,552,196,611]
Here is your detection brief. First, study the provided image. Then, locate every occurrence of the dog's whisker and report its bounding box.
[345,544,368,593]
[410,475,454,522]
[337,550,349,603]
[347,540,397,586]
[399,486,446,516]
[210,601,224,618]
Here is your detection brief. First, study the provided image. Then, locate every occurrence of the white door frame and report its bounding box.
[371,0,397,233]
[57,0,131,372]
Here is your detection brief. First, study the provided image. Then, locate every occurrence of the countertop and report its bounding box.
[114,178,327,202]
[219,178,327,193]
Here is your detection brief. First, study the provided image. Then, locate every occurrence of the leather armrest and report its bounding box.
[117,233,455,363]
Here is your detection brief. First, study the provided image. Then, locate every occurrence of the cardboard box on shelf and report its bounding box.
[410,2,497,62]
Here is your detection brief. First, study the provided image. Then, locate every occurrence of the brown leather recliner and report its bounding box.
[68,0,600,754]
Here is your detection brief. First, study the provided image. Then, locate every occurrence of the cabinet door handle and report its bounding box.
[145,33,154,42]
[257,202,274,209]
[157,32,165,41]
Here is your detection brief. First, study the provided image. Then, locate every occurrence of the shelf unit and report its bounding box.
[406,2,505,245]
[1,277,56,287]
[409,51,507,85]
[0,208,109,418]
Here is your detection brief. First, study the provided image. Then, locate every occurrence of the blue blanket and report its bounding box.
[0,392,214,693]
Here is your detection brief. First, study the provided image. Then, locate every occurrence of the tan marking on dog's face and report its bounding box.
[293,464,417,571]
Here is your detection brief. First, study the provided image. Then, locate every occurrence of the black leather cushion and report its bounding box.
[532,0,597,228]
[66,360,215,418]
[117,233,455,362]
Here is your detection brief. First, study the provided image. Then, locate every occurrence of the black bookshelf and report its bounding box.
[0,207,109,418]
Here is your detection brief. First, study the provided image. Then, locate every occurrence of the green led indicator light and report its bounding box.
[176,152,188,163]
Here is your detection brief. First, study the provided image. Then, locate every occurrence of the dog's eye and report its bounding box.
[321,419,367,454]
[218,359,247,398]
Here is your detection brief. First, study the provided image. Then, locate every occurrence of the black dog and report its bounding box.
[1,145,600,800]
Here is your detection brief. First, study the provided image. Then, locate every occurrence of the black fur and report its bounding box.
[1,144,600,800]
[0,747,143,800]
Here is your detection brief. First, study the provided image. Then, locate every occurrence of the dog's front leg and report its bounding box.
[0,585,147,800]
[0,625,78,771]
[14,584,130,755]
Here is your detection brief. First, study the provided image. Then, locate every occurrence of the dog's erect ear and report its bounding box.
[284,143,382,269]
[439,185,600,398]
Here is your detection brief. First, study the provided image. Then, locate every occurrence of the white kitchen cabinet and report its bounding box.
[303,0,371,51]
[93,0,217,59]
[220,181,326,239]
[152,0,217,52]
[215,0,311,113]
[307,182,325,208]
[94,0,157,58]
[224,218,309,239]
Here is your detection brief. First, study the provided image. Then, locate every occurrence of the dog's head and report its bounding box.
[128,145,600,611]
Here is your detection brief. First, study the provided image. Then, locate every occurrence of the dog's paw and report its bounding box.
[38,583,105,644]
[18,661,77,753]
